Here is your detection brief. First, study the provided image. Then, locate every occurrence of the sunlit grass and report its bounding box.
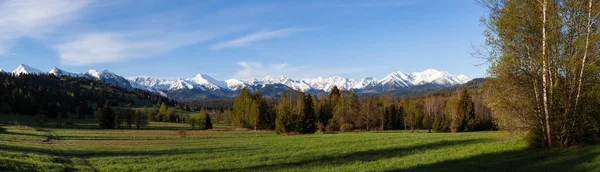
[1,120,599,171]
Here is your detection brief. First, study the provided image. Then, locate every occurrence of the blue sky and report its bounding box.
[0,0,488,80]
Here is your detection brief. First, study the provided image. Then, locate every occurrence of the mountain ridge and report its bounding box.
[6,64,472,100]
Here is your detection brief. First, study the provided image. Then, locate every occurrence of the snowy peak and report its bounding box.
[84,69,133,89]
[263,75,311,91]
[12,64,43,75]
[190,74,227,90]
[302,76,360,91]
[49,66,82,77]
[379,71,414,88]
[353,77,378,89]
[411,69,468,86]
[0,69,3,72]
[225,79,248,90]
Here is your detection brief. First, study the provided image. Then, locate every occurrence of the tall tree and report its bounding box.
[481,0,600,147]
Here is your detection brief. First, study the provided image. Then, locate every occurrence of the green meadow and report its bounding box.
[1,115,600,172]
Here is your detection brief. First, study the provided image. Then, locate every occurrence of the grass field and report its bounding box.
[1,116,600,171]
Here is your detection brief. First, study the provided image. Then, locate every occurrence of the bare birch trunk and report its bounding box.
[541,0,552,147]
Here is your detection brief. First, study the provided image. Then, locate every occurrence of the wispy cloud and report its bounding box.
[56,30,221,66]
[211,27,315,50]
[0,0,92,55]
[234,61,308,79]
[233,61,366,79]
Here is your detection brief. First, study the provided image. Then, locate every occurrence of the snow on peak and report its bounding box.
[190,74,227,90]
[302,76,360,91]
[84,69,132,89]
[379,71,414,88]
[353,77,378,89]
[225,79,248,90]
[457,75,471,83]
[49,66,82,77]
[0,69,4,72]
[127,69,470,92]
[85,69,102,79]
[410,69,468,86]
[12,64,43,76]
[262,75,311,91]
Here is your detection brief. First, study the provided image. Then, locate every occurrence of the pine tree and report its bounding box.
[458,89,477,131]
[96,101,115,129]
[301,93,317,134]
[204,113,213,130]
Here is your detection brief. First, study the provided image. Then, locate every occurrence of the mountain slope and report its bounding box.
[85,70,133,89]
[12,64,43,76]
[49,67,83,77]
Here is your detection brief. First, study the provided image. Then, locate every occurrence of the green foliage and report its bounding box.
[134,109,149,129]
[95,101,115,129]
[458,89,477,131]
[232,88,275,129]
[197,108,212,130]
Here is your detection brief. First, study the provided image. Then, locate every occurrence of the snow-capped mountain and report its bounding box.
[84,70,133,89]
[411,69,468,86]
[225,79,249,91]
[130,74,228,91]
[190,74,227,90]
[364,69,471,92]
[128,69,470,94]
[302,76,360,91]
[49,67,83,77]
[353,77,378,89]
[4,64,471,100]
[0,69,4,72]
[12,64,43,76]
[263,76,312,91]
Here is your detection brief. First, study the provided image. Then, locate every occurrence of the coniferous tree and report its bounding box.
[301,93,317,134]
[96,101,115,129]
[458,89,477,131]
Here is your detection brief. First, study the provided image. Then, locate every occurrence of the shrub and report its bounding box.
[340,124,354,132]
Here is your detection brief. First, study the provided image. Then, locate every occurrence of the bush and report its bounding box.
[340,124,354,132]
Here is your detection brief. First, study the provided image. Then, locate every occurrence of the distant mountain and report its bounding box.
[84,70,133,89]
[362,69,470,93]
[12,64,43,76]
[49,66,83,77]
[302,76,361,91]
[0,69,4,72]
[6,64,471,101]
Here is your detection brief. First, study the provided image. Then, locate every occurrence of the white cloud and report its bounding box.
[211,28,314,50]
[56,30,221,66]
[233,61,366,79]
[234,61,308,79]
[0,0,92,55]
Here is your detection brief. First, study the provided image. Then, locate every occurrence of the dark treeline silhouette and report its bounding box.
[0,73,188,128]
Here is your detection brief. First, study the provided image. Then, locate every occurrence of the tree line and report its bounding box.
[0,72,182,118]
[94,102,213,130]
[217,86,494,134]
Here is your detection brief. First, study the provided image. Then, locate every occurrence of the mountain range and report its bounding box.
[3,64,471,101]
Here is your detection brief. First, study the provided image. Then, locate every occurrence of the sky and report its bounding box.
[0,0,489,80]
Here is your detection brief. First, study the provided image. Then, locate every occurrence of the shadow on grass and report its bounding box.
[205,139,493,172]
[0,131,49,137]
[386,146,600,172]
[0,143,256,158]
